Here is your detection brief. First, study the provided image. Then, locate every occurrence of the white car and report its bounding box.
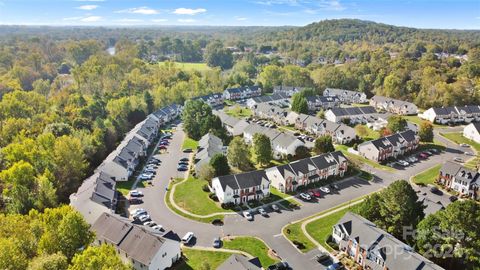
[397,160,409,167]
[299,193,312,201]
[465,152,475,156]
[143,221,155,227]
[152,225,163,231]
[130,208,146,215]
[258,208,267,216]
[453,157,464,163]
[271,204,280,212]
[131,209,147,218]
[138,214,151,222]
[460,143,470,147]
[129,190,143,197]
[139,174,153,180]
[243,211,253,221]
[319,187,331,194]
[182,232,194,244]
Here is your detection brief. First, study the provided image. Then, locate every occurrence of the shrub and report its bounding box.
[209,193,218,201]
[292,240,306,250]
[202,184,210,192]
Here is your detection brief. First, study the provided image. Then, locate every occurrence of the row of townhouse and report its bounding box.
[92,213,181,270]
[438,161,479,200]
[323,88,368,104]
[370,95,419,115]
[325,106,379,124]
[212,151,349,203]
[194,133,227,173]
[251,102,297,125]
[273,85,302,97]
[214,110,250,136]
[294,113,356,144]
[332,212,444,270]
[223,86,262,100]
[243,123,304,159]
[357,130,420,162]
[212,170,271,205]
[70,104,183,224]
[246,92,290,108]
[305,95,340,112]
[266,151,348,193]
[192,92,224,107]
[420,105,480,125]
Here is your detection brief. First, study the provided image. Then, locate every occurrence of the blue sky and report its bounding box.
[0,0,478,29]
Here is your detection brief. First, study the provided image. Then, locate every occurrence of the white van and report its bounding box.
[182,232,194,244]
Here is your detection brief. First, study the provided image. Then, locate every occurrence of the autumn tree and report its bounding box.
[252,133,272,166]
[418,121,434,142]
[313,135,335,154]
[227,137,252,171]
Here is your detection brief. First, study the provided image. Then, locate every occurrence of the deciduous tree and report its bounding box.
[313,135,335,154]
[252,133,272,166]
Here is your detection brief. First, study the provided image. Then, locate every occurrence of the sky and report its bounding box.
[0,0,478,29]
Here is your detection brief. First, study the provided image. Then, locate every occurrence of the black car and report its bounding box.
[315,252,330,263]
[430,186,443,195]
[182,148,193,153]
[449,195,458,202]
[267,262,289,270]
[180,157,189,162]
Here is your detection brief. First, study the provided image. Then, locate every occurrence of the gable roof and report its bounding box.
[214,170,267,192]
[217,254,262,270]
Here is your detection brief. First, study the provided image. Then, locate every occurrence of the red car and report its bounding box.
[158,145,167,150]
[419,153,428,159]
[312,190,322,197]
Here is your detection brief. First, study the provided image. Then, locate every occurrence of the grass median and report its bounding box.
[222,237,278,266]
[178,248,232,270]
[412,164,441,185]
[182,136,199,150]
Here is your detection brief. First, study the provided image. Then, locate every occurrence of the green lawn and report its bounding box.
[305,204,361,252]
[173,176,234,216]
[222,237,278,267]
[282,222,317,252]
[440,132,480,152]
[404,115,443,128]
[412,164,441,185]
[158,61,212,72]
[116,179,145,196]
[182,136,199,150]
[178,248,232,270]
[225,105,252,118]
[278,125,298,132]
[355,124,380,141]
[335,145,395,172]
[266,187,300,206]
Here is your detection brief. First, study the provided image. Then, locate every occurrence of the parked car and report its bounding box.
[326,262,344,270]
[307,190,315,197]
[453,157,464,163]
[397,160,409,167]
[271,204,280,212]
[449,195,458,202]
[430,148,440,154]
[465,152,475,156]
[158,146,167,150]
[419,153,429,159]
[178,161,189,166]
[430,186,443,195]
[152,225,163,232]
[212,237,221,248]
[139,174,153,180]
[312,190,322,197]
[129,198,142,204]
[299,192,312,201]
[182,148,193,153]
[182,232,194,244]
[144,168,156,174]
[131,208,146,216]
[177,165,188,171]
[267,261,289,270]
[460,143,470,147]
[315,252,330,263]
[138,214,151,222]
[258,207,268,216]
[243,211,253,221]
[424,150,433,155]
[129,190,143,197]
[179,157,189,162]
[159,141,169,145]
[329,183,339,190]
[319,186,331,194]
[143,221,155,227]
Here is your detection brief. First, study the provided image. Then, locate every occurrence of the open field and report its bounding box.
[404,115,443,128]
[412,164,442,185]
[225,105,252,118]
[178,248,232,270]
[222,237,278,266]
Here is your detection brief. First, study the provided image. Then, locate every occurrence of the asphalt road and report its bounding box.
[132,125,466,270]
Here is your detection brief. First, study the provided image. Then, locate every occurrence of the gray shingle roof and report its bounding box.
[217,254,262,270]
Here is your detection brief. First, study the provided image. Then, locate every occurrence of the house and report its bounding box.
[215,110,250,136]
[273,85,302,97]
[265,151,348,193]
[325,106,378,124]
[323,88,367,104]
[438,161,479,200]
[194,133,226,173]
[217,254,261,270]
[251,102,290,125]
[332,212,443,270]
[294,113,356,144]
[192,93,224,107]
[357,130,419,162]
[211,170,270,205]
[370,95,418,115]
[421,105,480,125]
[463,123,480,143]
[152,103,183,123]
[243,123,304,159]
[246,93,290,108]
[223,86,262,100]
[92,213,181,270]
[305,95,340,112]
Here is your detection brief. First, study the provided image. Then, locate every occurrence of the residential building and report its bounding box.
[246,92,290,108]
[217,254,262,270]
[251,102,290,125]
[294,113,356,144]
[243,123,304,159]
[211,170,270,204]
[223,86,262,100]
[265,151,348,193]
[325,106,379,124]
[92,213,181,270]
[152,103,183,123]
[273,85,302,97]
[370,95,418,115]
[323,88,367,104]
[215,110,250,136]
[463,123,480,143]
[192,93,224,107]
[194,133,226,173]
[305,95,340,112]
[332,212,443,270]
[357,130,419,162]
[438,161,479,200]
[420,105,480,124]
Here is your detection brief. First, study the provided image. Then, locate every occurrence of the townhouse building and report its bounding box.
[211,170,270,205]
[273,85,302,97]
[294,113,356,144]
[332,212,443,270]
[265,151,348,193]
[420,105,480,124]
[92,213,181,270]
[192,93,224,107]
[370,95,418,115]
[305,95,340,112]
[463,122,480,144]
[246,92,290,108]
[251,102,290,125]
[214,110,250,136]
[223,86,262,100]
[325,106,379,124]
[357,130,419,162]
[438,161,479,200]
[323,88,367,104]
[194,133,226,173]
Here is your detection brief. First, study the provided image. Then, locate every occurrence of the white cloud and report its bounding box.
[80,16,102,22]
[115,19,143,23]
[116,7,159,15]
[62,16,83,21]
[151,19,168,22]
[173,8,206,15]
[235,16,247,21]
[178,19,196,23]
[77,5,98,10]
